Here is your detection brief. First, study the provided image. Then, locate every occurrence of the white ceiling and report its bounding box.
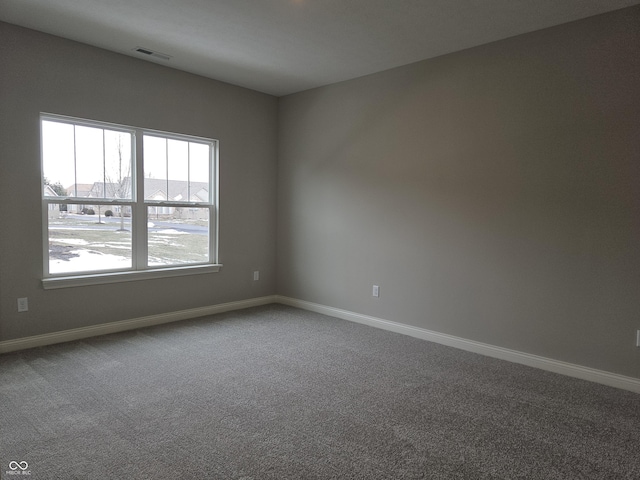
[1,0,638,96]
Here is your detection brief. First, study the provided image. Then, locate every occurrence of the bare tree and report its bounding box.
[105,134,132,231]
[87,183,105,224]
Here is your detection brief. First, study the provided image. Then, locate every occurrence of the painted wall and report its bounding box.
[277,7,640,378]
[0,22,278,341]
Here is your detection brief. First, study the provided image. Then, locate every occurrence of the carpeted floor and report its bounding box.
[1,304,639,479]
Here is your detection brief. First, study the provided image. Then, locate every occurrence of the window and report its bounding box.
[41,113,219,288]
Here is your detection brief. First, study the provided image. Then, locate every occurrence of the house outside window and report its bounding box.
[41,113,220,288]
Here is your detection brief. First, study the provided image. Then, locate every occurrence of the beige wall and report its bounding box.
[0,22,278,340]
[277,7,640,378]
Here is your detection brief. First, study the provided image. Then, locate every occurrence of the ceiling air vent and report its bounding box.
[134,47,171,61]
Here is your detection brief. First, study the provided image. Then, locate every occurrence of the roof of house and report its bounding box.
[65,178,209,202]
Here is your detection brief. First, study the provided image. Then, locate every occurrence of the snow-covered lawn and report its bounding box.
[50,249,131,274]
[48,215,208,273]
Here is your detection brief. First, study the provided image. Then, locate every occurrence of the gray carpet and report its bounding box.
[1,304,639,479]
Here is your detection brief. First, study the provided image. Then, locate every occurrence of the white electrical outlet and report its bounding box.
[253,271,260,281]
[17,297,29,312]
[372,285,380,298]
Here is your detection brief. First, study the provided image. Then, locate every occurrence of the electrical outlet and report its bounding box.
[253,271,260,281]
[17,297,29,313]
[372,285,379,298]
[636,330,640,348]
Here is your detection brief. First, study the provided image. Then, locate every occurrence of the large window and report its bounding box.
[41,113,219,287]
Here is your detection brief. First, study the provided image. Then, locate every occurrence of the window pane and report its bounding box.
[143,135,167,181]
[167,139,189,200]
[75,125,105,189]
[147,207,209,266]
[42,121,75,196]
[42,120,133,201]
[143,135,168,200]
[104,130,133,200]
[189,142,210,202]
[48,206,132,274]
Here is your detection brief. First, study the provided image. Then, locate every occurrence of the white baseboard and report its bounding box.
[275,296,640,394]
[0,295,277,354]
[3,294,638,394]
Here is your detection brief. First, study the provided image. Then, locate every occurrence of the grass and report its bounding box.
[148,230,208,266]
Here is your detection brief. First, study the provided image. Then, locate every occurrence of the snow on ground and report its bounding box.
[49,249,131,274]
[49,238,89,245]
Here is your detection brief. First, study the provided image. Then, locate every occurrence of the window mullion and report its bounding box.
[133,129,147,269]
[73,125,78,197]
[42,199,50,277]
[212,141,219,263]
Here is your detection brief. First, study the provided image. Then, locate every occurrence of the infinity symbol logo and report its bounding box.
[9,461,29,471]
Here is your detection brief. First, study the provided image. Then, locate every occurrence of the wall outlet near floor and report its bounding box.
[636,330,640,348]
[17,297,29,312]
[253,271,260,281]
[372,285,380,298]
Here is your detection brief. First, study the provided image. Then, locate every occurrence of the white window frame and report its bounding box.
[41,113,221,289]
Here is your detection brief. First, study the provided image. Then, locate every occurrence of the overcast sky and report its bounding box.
[42,120,211,197]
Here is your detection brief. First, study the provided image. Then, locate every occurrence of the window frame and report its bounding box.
[41,113,221,289]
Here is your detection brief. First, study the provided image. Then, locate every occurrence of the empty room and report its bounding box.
[1,1,639,478]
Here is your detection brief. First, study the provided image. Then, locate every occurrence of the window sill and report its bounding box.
[42,264,223,290]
